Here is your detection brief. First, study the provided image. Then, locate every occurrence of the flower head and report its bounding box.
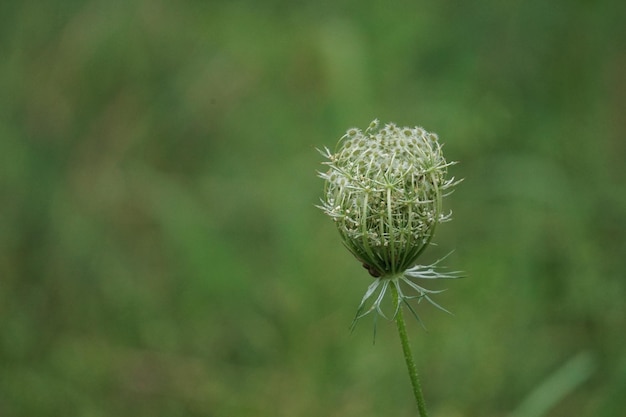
[318,120,462,327]
[319,120,458,276]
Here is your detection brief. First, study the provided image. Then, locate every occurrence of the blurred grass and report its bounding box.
[1,0,626,416]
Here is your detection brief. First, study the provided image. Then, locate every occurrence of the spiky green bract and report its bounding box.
[350,256,463,331]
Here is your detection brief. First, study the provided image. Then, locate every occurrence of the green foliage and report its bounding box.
[1,1,625,416]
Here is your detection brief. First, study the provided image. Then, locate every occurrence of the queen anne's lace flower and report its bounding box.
[318,119,462,326]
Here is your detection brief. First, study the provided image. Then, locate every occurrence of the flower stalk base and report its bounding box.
[391,281,429,417]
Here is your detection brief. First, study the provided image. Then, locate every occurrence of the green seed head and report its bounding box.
[319,120,459,278]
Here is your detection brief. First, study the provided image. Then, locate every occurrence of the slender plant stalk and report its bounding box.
[391,281,429,417]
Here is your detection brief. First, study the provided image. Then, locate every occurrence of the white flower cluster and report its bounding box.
[318,119,459,278]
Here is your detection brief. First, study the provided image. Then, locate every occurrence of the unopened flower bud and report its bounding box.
[318,120,459,278]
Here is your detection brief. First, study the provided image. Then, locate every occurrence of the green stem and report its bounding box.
[391,280,429,417]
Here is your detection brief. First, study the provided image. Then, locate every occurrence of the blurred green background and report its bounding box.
[1,0,625,416]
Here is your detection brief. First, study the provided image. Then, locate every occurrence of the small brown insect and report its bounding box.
[362,262,382,278]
